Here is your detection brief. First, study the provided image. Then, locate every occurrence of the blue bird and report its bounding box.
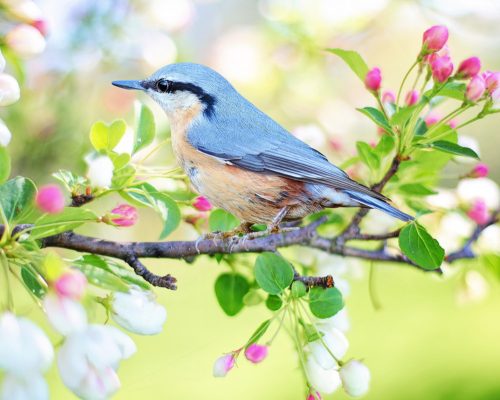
[113,63,412,233]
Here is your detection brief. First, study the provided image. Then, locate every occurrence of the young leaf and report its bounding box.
[254,252,294,295]
[30,208,98,240]
[399,222,444,270]
[134,102,156,154]
[89,120,127,152]
[326,48,369,82]
[429,141,479,159]
[209,209,240,232]
[357,107,393,134]
[0,147,11,184]
[309,287,344,319]
[356,142,380,170]
[112,165,136,189]
[245,319,271,348]
[0,176,36,223]
[425,81,466,101]
[73,255,130,292]
[21,266,47,298]
[399,184,437,196]
[265,294,283,311]
[214,273,250,316]
[374,134,395,158]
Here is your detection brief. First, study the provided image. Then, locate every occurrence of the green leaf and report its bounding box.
[426,81,466,101]
[0,147,11,184]
[374,134,395,157]
[265,294,283,311]
[30,208,98,240]
[356,142,380,170]
[109,152,130,169]
[399,222,444,270]
[303,323,324,342]
[53,170,88,192]
[103,258,151,290]
[399,183,437,196]
[429,140,479,159]
[291,281,307,298]
[326,48,369,82]
[21,266,47,298]
[245,319,271,348]
[214,273,250,316]
[74,255,129,292]
[357,107,393,134]
[254,252,294,295]
[0,177,36,223]
[309,287,344,318]
[243,289,264,306]
[89,120,127,151]
[209,209,240,232]
[391,105,416,128]
[112,165,136,188]
[134,103,156,154]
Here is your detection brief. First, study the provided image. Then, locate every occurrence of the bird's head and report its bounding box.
[112,63,236,120]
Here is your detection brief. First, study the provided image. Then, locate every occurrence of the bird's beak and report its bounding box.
[111,80,144,91]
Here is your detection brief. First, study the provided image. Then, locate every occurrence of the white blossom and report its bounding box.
[57,324,136,400]
[308,327,349,369]
[305,356,342,394]
[1,373,49,400]
[0,50,5,73]
[86,155,114,188]
[317,308,350,333]
[0,73,20,106]
[457,178,499,209]
[339,360,371,397]
[5,24,46,57]
[5,0,43,23]
[0,119,12,147]
[43,294,87,335]
[112,286,167,335]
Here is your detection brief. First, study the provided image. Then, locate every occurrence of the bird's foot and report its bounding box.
[198,222,253,242]
[241,225,299,240]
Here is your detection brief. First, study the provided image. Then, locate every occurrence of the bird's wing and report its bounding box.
[187,115,389,201]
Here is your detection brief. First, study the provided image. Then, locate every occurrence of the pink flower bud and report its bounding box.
[470,163,489,178]
[111,204,138,227]
[422,25,449,53]
[32,19,48,37]
[213,354,235,377]
[424,111,441,126]
[448,119,458,129]
[483,71,500,93]
[193,196,212,212]
[431,56,454,83]
[405,90,419,106]
[244,344,268,364]
[381,90,396,104]
[54,270,87,300]
[5,24,46,57]
[467,199,489,225]
[306,392,322,400]
[466,75,486,102]
[456,57,481,79]
[36,185,65,214]
[364,67,381,92]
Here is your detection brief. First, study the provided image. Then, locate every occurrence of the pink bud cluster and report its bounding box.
[213,343,269,378]
[111,204,138,227]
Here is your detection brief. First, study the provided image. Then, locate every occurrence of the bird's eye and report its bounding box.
[155,79,172,93]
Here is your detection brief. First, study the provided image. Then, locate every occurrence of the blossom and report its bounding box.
[422,25,448,53]
[339,360,371,397]
[424,111,440,126]
[4,0,43,23]
[306,392,322,400]
[35,184,65,214]
[86,155,114,188]
[43,294,87,335]
[57,324,136,400]
[466,75,486,102]
[0,119,12,147]
[457,178,499,209]
[0,73,20,106]
[431,56,453,83]
[364,67,381,92]
[483,71,500,93]
[405,90,419,106]
[5,24,46,57]
[381,90,395,104]
[244,344,268,363]
[305,356,342,394]
[1,373,49,400]
[456,57,481,79]
[54,269,87,300]
[213,354,235,377]
[467,199,489,225]
[492,88,500,109]
[317,308,350,333]
[111,204,138,227]
[0,49,5,72]
[193,196,213,212]
[470,163,489,178]
[0,313,53,377]
[309,328,349,369]
[112,286,167,335]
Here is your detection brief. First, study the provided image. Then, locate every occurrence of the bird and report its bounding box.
[112,63,412,234]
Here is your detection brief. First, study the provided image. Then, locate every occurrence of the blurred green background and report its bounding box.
[7,0,500,399]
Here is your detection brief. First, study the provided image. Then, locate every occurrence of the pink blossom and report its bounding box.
[244,344,268,363]
[456,57,481,79]
[364,67,381,92]
[466,75,486,102]
[424,112,441,126]
[470,163,489,178]
[111,204,138,227]
[306,392,322,400]
[405,90,419,106]
[54,270,87,300]
[492,88,500,106]
[381,90,396,104]
[328,138,342,152]
[448,119,458,129]
[431,56,454,83]
[36,185,65,214]
[483,71,500,93]
[422,25,449,53]
[193,196,212,212]
[32,19,48,37]
[467,199,489,225]
[213,354,235,377]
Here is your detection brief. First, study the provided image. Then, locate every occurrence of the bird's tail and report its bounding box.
[344,190,413,222]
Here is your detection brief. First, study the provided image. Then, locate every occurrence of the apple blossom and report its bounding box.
[405,90,419,106]
[484,71,500,93]
[339,360,371,397]
[492,88,500,109]
[309,328,349,369]
[54,269,87,300]
[381,90,395,104]
[35,184,65,214]
[245,344,268,363]
[305,356,342,394]
[86,155,114,188]
[0,119,12,147]
[422,25,448,53]
[364,67,381,92]
[193,195,213,211]
[457,178,499,209]
[466,75,486,102]
[6,0,43,23]
[5,24,46,57]
[111,204,138,227]
[470,163,489,178]
[456,57,481,79]
[306,392,322,400]
[0,49,5,72]
[43,293,87,335]
[213,354,235,377]
[0,73,20,106]
[1,373,49,400]
[317,308,350,333]
[111,286,167,335]
[57,324,136,399]
[467,199,489,225]
[431,56,453,83]
[424,112,440,126]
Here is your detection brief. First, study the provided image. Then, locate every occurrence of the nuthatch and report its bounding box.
[113,63,412,232]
